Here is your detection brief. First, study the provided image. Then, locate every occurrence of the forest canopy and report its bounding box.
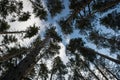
[0,0,120,80]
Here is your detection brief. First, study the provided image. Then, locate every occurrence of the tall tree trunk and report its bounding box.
[0,37,49,80]
[78,70,86,80]
[95,58,119,80]
[65,0,120,26]
[83,8,86,16]
[95,0,120,12]
[29,0,43,10]
[66,0,92,23]
[88,3,91,15]
[80,58,100,80]
[0,31,26,34]
[69,63,86,80]
[50,72,53,80]
[79,12,83,18]
[80,47,120,64]
[84,0,120,19]
[92,62,109,80]
[23,52,44,79]
[100,63,119,80]
[45,77,47,80]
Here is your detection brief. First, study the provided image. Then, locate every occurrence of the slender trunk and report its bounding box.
[22,62,36,79]
[100,64,119,80]
[0,37,49,80]
[50,72,53,80]
[60,75,62,80]
[88,3,91,15]
[23,52,45,79]
[83,0,120,19]
[29,0,43,10]
[83,8,86,16]
[92,62,109,80]
[59,70,62,80]
[95,58,119,80]
[0,31,26,34]
[65,0,92,23]
[80,59,100,80]
[80,47,120,64]
[65,0,120,26]
[96,0,120,12]
[96,52,120,64]
[79,12,83,18]
[73,69,82,80]
[45,77,47,80]
[69,63,86,80]
[35,61,47,80]
[78,70,86,80]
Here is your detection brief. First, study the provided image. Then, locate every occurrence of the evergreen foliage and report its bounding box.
[31,0,47,20]
[24,24,39,38]
[0,0,120,80]
[18,12,31,21]
[47,0,64,17]
[0,19,10,32]
[0,0,23,18]
[50,56,67,80]
[38,63,49,80]
[100,11,120,30]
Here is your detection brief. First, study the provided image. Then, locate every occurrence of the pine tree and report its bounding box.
[0,0,120,80]
[36,63,49,80]
[46,0,64,17]
[50,56,67,80]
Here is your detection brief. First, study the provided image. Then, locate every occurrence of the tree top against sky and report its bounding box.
[0,0,120,80]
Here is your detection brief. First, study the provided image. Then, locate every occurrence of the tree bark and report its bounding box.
[29,0,43,10]
[65,0,120,26]
[83,8,86,16]
[92,62,109,80]
[69,62,86,80]
[84,0,120,19]
[50,72,53,80]
[78,70,86,80]
[79,12,83,18]
[65,0,92,23]
[0,37,49,80]
[95,58,119,80]
[80,58,100,80]
[88,3,91,15]
[100,64,119,80]
[80,46,120,64]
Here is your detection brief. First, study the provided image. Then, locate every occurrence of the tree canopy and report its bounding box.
[0,0,120,80]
